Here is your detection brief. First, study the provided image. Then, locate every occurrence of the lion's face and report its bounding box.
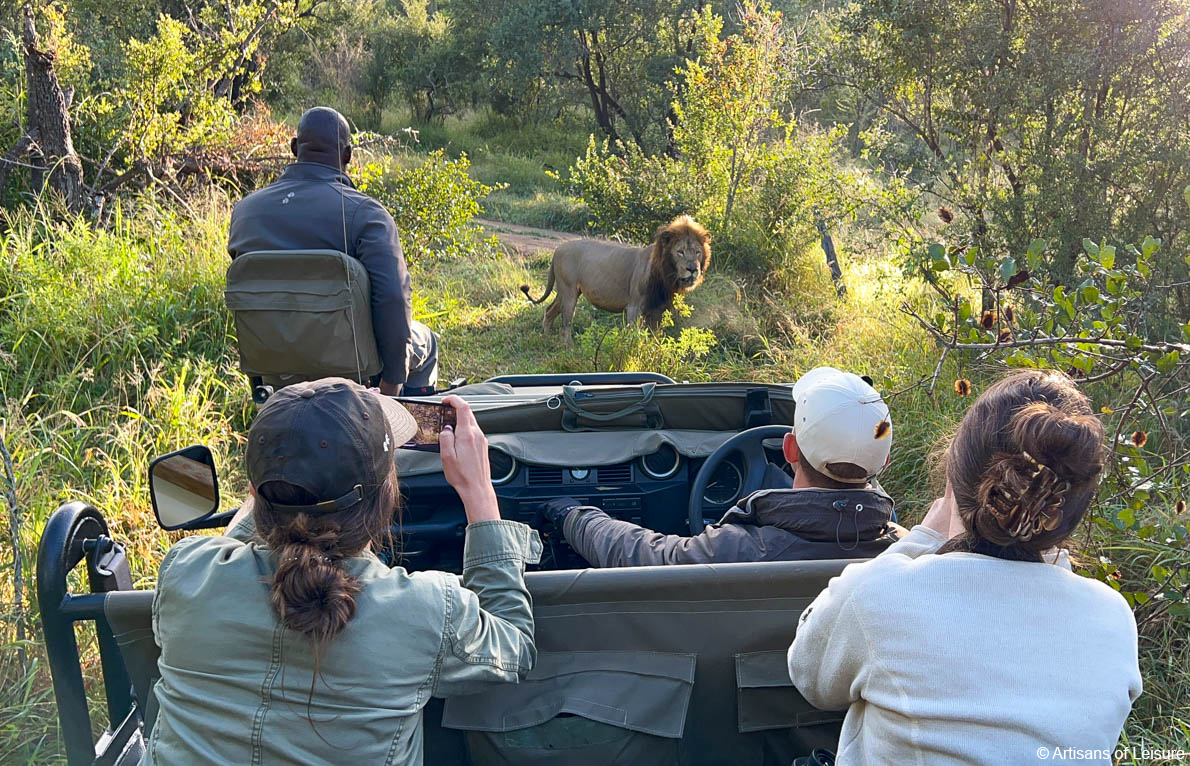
[669,234,706,288]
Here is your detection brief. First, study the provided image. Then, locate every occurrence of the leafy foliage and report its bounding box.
[906,231,1190,628]
[116,17,238,164]
[568,135,696,242]
[575,296,717,379]
[831,0,1190,299]
[352,149,502,260]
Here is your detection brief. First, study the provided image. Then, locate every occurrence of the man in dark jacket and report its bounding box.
[227,107,437,395]
[545,367,902,566]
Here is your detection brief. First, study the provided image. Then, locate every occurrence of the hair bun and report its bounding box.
[970,402,1104,551]
[943,371,1106,561]
[1009,402,1104,485]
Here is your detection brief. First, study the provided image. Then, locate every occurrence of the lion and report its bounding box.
[520,215,711,341]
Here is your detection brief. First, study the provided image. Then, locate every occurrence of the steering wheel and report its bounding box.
[688,425,792,534]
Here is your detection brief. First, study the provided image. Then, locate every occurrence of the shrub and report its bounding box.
[567,136,697,243]
[569,298,718,381]
[352,149,503,260]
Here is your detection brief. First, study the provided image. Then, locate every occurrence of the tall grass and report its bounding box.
[0,178,1185,761]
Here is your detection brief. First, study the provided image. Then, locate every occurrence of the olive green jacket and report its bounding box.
[143,516,541,766]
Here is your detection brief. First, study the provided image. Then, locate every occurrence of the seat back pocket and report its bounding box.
[442,650,696,766]
[736,650,844,765]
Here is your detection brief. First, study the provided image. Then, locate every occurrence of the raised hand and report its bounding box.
[439,395,500,523]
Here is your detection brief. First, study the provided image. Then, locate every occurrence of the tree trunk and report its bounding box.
[22,4,83,212]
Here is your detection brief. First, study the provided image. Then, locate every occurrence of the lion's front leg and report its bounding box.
[640,303,669,332]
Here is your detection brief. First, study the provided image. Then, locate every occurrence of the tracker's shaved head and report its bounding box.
[291,107,353,169]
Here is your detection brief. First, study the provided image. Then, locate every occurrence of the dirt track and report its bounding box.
[476,218,578,256]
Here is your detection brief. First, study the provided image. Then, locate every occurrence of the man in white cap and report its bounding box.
[543,367,901,566]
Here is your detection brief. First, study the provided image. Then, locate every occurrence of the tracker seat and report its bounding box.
[224,250,381,401]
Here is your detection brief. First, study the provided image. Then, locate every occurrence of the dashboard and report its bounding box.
[395,442,791,571]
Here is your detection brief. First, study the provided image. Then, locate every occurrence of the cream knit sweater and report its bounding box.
[787,526,1142,765]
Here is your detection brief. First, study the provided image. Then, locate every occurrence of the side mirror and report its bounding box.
[150,446,220,531]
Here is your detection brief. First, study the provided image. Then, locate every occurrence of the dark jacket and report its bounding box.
[227,162,413,386]
[561,486,899,567]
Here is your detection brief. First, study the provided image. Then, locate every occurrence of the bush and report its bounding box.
[352,149,503,260]
[907,232,1190,630]
[570,300,718,382]
[567,3,906,277]
[567,136,697,243]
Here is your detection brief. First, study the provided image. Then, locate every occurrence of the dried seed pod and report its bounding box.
[1006,269,1031,289]
[954,379,972,396]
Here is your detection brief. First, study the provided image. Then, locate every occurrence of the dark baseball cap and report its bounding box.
[246,378,417,514]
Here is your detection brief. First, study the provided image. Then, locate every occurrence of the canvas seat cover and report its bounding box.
[102,561,849,766]
[225,250,381,385]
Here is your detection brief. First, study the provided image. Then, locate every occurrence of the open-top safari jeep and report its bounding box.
[38,373,855,766]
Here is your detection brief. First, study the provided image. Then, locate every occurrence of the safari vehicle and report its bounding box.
[38,372,855,766]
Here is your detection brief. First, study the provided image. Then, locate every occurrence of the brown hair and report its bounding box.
[253,466,399,648]
[943,371,1104,561]
[797,459,870,490]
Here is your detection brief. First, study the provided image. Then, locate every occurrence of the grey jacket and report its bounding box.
[562,486,899,567]
[144,515,541,766]
[227,162,414,386]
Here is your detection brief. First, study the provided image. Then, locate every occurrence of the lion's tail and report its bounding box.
[520,262,556,304]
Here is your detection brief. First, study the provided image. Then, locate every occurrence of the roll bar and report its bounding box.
[485,372,676,387]
[36,502,140,766]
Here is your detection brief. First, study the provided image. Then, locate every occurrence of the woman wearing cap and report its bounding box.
[787,370,1141,764]
[145,378,541,765]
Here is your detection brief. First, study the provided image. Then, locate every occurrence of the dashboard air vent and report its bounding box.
[596,463,633,483]
[526,466,564,486]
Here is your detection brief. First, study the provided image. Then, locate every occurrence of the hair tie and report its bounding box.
[281,553,332,564]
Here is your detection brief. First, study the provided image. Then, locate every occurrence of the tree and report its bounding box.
[481,0,701,152]
[674,3,790,228]
[570,2,899,276]
[830,0,1190,311]
[1,0,323,207]
[3,4,85,211]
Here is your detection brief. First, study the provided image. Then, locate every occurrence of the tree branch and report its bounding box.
[899,303,1190,356]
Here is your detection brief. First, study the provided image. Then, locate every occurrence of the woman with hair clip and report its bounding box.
[787,370,1142,764]
[144,378,540,765]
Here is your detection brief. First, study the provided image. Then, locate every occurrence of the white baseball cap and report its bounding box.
[790,367,892,484]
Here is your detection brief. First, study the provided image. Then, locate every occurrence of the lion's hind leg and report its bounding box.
[557,284,580,343]
[543,298,561,331]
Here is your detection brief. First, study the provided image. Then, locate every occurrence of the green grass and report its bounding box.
[376,110,593,232]
[0,156,1187,761]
